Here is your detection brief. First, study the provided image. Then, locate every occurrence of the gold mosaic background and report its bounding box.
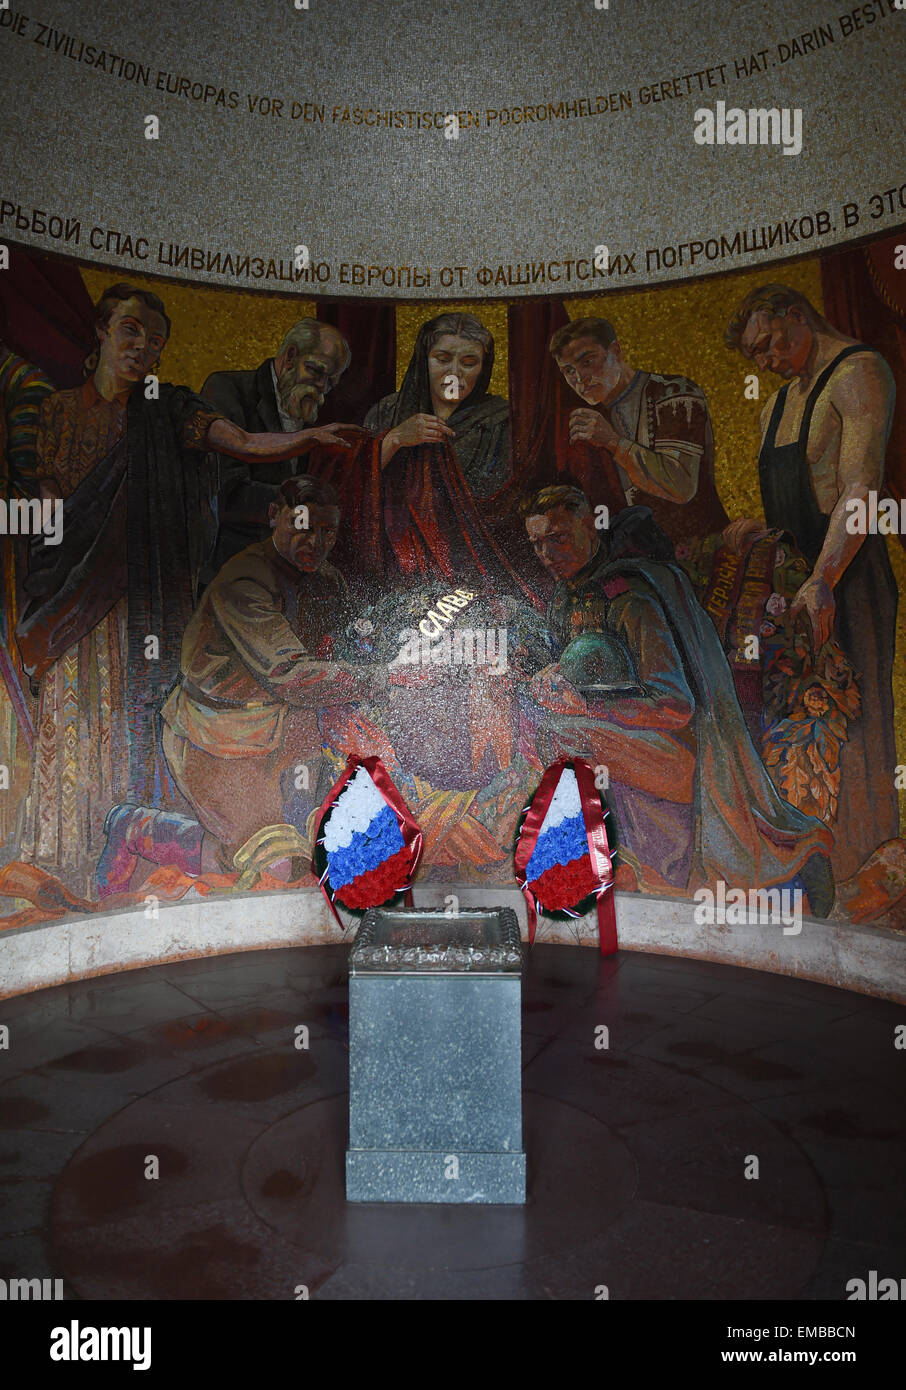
[79,264,906,825]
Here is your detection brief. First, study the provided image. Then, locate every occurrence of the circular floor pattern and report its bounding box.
[1,944,904,1300]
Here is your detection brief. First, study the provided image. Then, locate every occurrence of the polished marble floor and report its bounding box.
[0,945,903,1299]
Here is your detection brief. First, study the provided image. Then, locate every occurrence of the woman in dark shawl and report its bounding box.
[364,311,510,498]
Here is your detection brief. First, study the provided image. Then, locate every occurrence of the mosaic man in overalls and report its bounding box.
[725,283,899,880]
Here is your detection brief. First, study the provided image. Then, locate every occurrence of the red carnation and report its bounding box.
[530,853,599,910]
[334,844,415,909]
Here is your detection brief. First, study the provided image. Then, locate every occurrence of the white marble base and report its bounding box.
[1,883,904,1002]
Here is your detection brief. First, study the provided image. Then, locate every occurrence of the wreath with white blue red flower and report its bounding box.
[514,759,618,954]
[312,757,422,918]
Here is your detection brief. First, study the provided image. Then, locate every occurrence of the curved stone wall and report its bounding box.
[1,887,902,1004]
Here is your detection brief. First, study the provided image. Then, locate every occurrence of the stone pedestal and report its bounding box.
[346,907,525,1204]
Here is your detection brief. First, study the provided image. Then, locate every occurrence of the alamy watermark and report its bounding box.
[846,1270,906,1300]
[0,1275,63,1299]
[693,102,802,156]
[693,883,804,935]
[845,491,906,534]
[394,626,508,672]
[0,497,62,545]
[50,1321,151,1371]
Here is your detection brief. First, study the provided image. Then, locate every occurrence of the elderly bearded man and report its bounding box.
[521,485,835,914]
[201,318,355,575]
[96,476,390,893]
[724,283,899,879]
[550,316,728,545]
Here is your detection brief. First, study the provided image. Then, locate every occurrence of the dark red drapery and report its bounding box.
[315,301,396,426]
[0,244,94,389]
[500,298,631,517]
[821,233,906,549]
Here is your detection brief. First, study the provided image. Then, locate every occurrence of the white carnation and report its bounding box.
[323,765,387,851]
[537,767,581,835]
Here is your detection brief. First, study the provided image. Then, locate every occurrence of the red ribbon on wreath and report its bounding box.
[514,757,617,956]
[311,755,424,930]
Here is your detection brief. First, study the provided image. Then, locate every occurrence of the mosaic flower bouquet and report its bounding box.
[761,627,860,824]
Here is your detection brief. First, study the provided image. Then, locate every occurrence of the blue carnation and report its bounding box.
[525,814,588,883]
[327,803,405,889]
